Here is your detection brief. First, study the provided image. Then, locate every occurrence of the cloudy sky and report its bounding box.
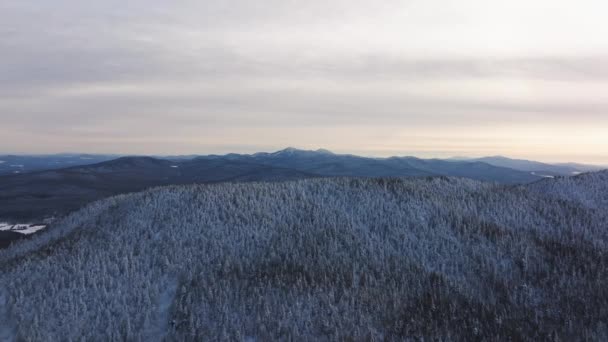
[1,0,607,163]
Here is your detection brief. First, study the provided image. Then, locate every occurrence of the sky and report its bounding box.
[1,0,607,164]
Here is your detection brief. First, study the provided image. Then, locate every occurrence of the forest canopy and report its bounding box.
[1,172,608,341]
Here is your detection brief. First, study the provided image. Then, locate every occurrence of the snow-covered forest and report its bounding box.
[1,172,608,341]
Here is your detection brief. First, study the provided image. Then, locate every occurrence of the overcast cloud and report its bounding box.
[1,0,607,163]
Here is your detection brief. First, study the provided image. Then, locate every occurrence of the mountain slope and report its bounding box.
[451,155,604,176]
[528,170,608,208]
[0,156,316,220]
[384,157,540,183]
[1,174,607,340]
[0,154,118,175]
[199,148,434,177]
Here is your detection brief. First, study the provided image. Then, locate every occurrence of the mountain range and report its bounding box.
[448,155,603,176]
[0,148,604,221]
[2,150,602,176]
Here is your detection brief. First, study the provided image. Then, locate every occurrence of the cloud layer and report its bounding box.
[1,0,607,163]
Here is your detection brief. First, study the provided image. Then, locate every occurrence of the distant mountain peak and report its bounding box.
[278,147,300,153]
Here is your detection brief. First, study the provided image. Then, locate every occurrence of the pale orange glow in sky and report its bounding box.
[1,0,607,164]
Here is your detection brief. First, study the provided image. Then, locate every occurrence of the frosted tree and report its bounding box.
[0,173,607,340]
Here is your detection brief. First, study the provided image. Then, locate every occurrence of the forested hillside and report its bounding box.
[1,173,607,341]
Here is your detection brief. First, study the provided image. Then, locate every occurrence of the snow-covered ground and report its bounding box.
[0,223,47,235]
[531,172,555,178]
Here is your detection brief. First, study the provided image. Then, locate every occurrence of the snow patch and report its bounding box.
[0,223,47,235]
[531,172,554,178]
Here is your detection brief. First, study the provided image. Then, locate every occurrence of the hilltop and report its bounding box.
[1,173,607,340]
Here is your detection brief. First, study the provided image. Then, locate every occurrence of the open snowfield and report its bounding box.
[0,223,46,235]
